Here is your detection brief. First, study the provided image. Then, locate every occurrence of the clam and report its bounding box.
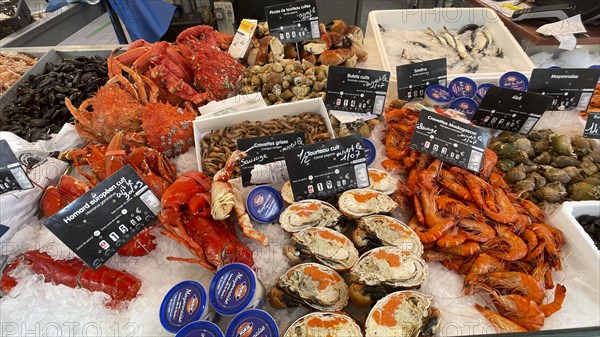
[349,247,428,306]
[365,291,440,337]
[338,189,398,219]
[367,169,399,195]
[268,263,349,311]
[279,199,344,233]
[285,227,359,271]
[351,215,423,255]
[283,312,362,337]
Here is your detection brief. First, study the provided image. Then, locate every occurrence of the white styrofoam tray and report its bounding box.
[364,8,535,98]
[192,98,335,172]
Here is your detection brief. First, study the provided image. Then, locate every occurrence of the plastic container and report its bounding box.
[424,85,453,108]
[449,77,477,98]
[246,186,284,223]
[226,309,279,337]
[209,263,265,316]
[449,97,479,119]
[499,71,529,91]
[475,83,494,103]
[362,138,376,166]
[159,281,219,334]
[176,321,224,337]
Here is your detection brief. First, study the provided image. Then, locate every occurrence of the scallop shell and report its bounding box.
[365,291,439,337]
[279,199,344,232]
[281,181,295,204]
[350,246,428,288]
[367,169,398,195]
[283,312,363,337]
[276,263,349,311]
[338,189,398,219]
[287,227,359,271]
[353,215,423,255]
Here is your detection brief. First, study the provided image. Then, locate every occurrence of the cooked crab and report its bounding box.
[279,199,345,233]
[351,215,423,255]
[283,312,362,337]
[368,169,399,195]
[285,227,359,271]
[338,189,398,219]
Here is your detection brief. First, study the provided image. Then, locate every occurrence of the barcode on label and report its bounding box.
[354,163,370,187]
[577,93,593,110]
[468,150,483,172]
[9,167,32,189]
[310,20,320,38]
[518,117,538,135]
[140,190,161,215]
[373,95,386,115]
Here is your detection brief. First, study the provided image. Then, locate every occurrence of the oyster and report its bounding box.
[285,227,359,271]
[268,263,349,311]
[279,199,344,233]
[349,247,428,306]
[351,215,423,255]
[283,312,362,337]
[367,169,398,195]
[365,291,440,337]
[338,189,398,219]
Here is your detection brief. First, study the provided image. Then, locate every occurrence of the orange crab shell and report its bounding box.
[140,101,196,158]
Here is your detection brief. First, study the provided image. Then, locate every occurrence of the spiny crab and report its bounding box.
[66,59,196,158]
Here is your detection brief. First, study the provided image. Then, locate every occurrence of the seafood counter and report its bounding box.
[0,15,599,337]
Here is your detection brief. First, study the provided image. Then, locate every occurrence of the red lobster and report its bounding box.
[159,171,254,272]
[0,250,141,308]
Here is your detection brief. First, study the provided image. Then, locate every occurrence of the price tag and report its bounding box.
[470,86,552,134]
[396,58,447,101]
[325,66,390,118]
[228,19,258,59]
[528,68,600,111]
[44,165,160,269]
[410,109,490,172]
[584,112,600,139]
[265,0,320,44]
[237,132,306,186]
[284,134,369,201]
[0,140,33,195]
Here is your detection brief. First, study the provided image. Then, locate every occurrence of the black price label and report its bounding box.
[237,132,306,186]
[265,0,319,44]
[0,140,33,195]
[471,86,552,134]
[324,66,390,115]
[44,165,160,269]
[284,134,370,201]
[528,68,600,111]
[396,58,447,101]
[584,112,600,139]
[410,109,489,172]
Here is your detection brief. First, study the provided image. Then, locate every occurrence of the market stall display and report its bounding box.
[0,5,599,336]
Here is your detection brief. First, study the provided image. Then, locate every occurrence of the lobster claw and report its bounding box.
[211,181,235,220]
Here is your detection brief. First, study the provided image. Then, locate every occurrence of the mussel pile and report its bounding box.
[576,215,600,249]
[490,129,600,206]
[0,56,108,141]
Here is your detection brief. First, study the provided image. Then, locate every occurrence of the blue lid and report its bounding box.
[449,97,479,119]
[425,85,453,103]
[590,65,600,69]
[449,77,477,98]
[498,71,528,91]
[226,309,279,337]
[246,186,284,223]
[176,321,224,337]
[549,66,561,69]
[476,83,494,101]
[160,280,208,334]
[362,138,376,166]
[209,263,257,315]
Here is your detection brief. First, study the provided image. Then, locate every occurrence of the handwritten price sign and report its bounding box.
[584,112,600,139]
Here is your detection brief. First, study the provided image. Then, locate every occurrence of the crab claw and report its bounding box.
[348,283,387,307]
[268,287,302,309]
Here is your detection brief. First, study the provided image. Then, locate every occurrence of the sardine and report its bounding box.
[470,26,489,53]
[441,27,457,49]
[425,27,448,48]
[458,24,480,35]
[408,40,429,49]
[481,26,493,47]
[401,49,425,63]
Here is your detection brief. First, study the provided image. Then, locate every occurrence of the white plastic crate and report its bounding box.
[364,8,535,98]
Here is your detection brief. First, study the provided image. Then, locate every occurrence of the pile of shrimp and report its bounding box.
[382,105,567,333]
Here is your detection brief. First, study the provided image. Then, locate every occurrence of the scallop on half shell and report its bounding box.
[367,169,398,195]
[283,312,363,337]
[279,199,345,233]
[365,291,440,337]
[349,246,428,306]
[351,215,423,255]
[268,263,349,312]
[338,189,398,219]
[285,227,359,271]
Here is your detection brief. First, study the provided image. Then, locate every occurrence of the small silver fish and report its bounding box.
[441,26,457,49]
[401,49,424,63]
[470,26,489,53]
[425,27,448,48]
